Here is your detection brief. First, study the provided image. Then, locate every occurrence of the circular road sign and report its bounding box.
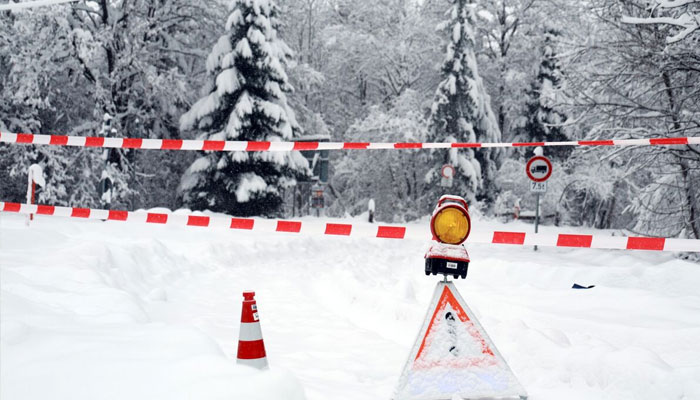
[526,156,552,182]
[441,164,455,179]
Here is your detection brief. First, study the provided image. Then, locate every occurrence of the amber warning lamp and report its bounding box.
[425,195,471,279]
[431,196,471,244]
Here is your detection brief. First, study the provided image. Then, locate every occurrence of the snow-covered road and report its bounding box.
[2,213,699,399]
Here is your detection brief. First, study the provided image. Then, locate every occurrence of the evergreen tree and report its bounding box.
[519,27,571,160]
[179,0,308,216]
[426,0,502,206]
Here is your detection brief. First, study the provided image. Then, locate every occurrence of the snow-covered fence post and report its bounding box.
[26,164,45,225]
[368,198,375,223]
[99,171,113,209]
[98,113,114,209]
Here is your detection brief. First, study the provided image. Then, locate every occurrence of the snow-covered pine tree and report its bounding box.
[179,0,308,216]
[519,27,571,161]
[426,0,502,206]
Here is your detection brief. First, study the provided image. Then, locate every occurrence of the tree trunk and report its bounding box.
[679,157,700,239]
[663,70,700,238]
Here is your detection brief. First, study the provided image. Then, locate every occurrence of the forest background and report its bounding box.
[1,0,698,240]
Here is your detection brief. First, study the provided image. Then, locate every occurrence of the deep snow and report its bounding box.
[2,212,700,399]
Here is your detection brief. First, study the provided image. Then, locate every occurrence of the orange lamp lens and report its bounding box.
[432,207,470,244]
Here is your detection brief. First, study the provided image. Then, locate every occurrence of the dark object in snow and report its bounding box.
[572,283,595,289]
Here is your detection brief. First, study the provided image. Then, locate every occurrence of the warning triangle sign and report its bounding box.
[393,282,527,400]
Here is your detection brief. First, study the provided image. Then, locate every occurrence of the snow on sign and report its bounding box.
[393,282,527,400]
[525,156,552,183]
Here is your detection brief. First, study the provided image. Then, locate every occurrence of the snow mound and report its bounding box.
[0,216,306,400]
[2,212,700,400]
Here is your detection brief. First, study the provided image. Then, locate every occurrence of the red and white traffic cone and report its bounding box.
[236,291,268,369]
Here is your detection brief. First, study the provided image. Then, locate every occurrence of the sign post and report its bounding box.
[534,193,540,250]
[526,154,552,251]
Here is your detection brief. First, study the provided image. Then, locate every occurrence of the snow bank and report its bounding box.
[0,215,305,400]
[2,212,700,400]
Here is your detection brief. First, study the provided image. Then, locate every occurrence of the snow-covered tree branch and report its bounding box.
[621,0,700,43]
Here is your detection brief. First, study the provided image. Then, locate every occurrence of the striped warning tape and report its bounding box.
[2,202,698,252]
[1,131,699,152]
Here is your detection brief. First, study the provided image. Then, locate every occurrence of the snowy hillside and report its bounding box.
[2,213,699,400]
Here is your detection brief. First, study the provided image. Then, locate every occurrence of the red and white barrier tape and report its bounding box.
[2,202,698,252]
[1,131,699,152]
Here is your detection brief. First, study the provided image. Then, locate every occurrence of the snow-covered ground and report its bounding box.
[2,212,700,400]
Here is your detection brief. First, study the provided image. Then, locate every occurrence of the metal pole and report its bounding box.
[534,192,540,251]
[30,181,35,221]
